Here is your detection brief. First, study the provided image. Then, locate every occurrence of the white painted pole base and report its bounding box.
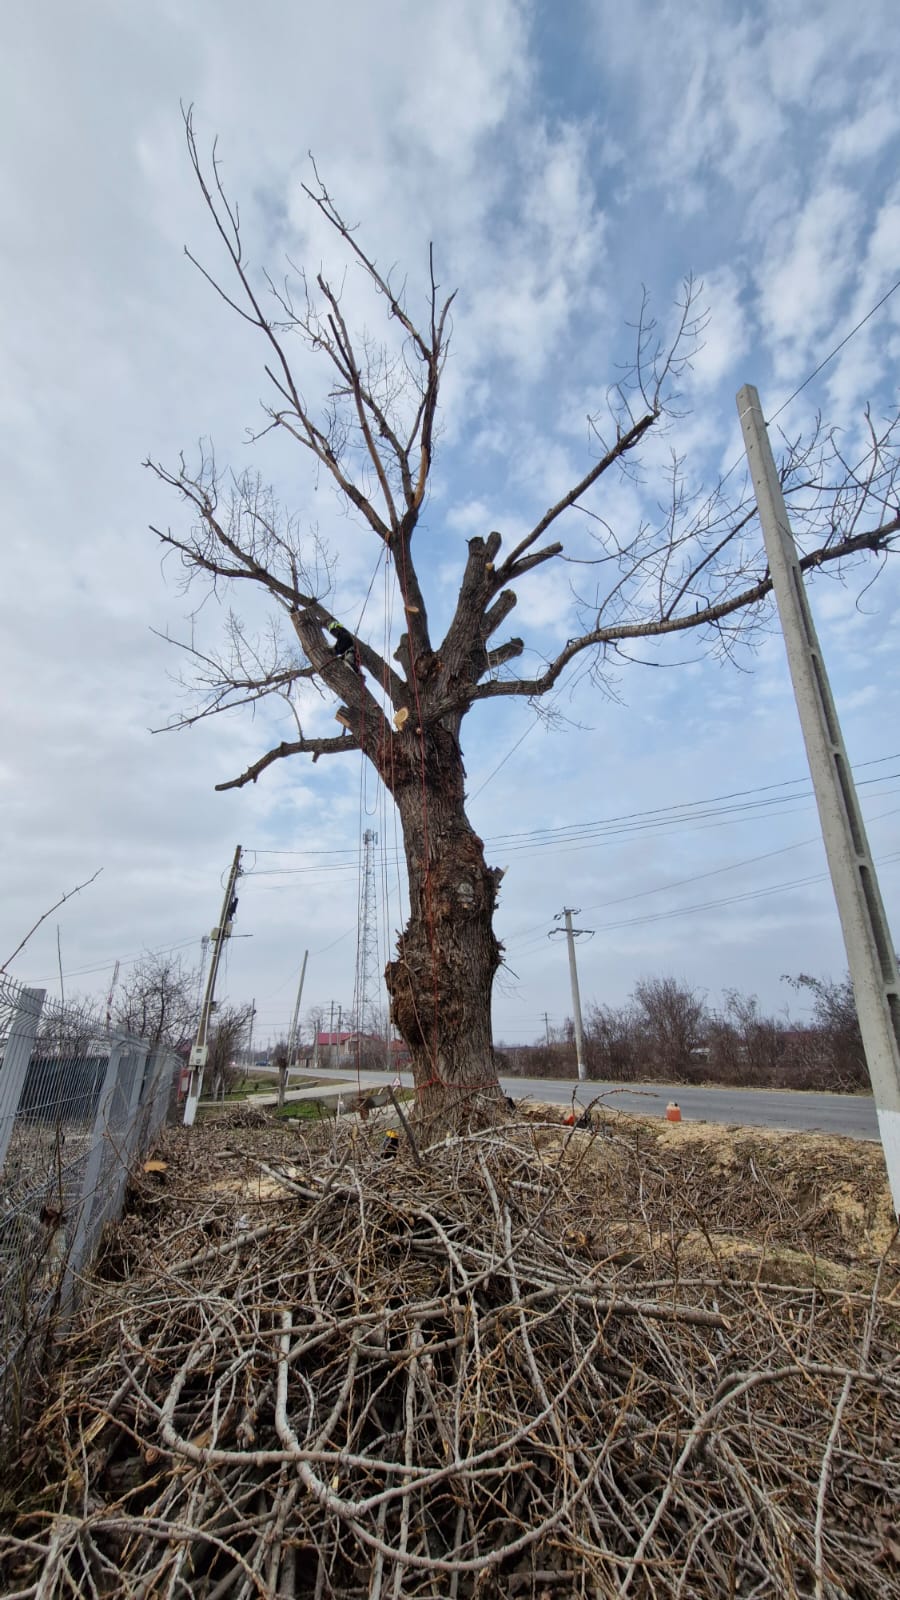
[876,1107,900,1218]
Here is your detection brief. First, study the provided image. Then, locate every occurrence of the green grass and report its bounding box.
[273,1100,327,1120]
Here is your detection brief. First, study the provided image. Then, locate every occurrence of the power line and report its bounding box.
[591,851,900,936]
[467,718,541,802]
[29,933,204,984]
[507,848,900,951]
[503,802,900,952]
[676,271,900,549]
[483,762,900,850]
[45,754,894,986]
[243,778,900,897]
[767,271,900,426]
[246,752,900,861]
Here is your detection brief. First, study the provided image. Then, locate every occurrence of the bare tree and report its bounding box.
[632,977,708,1082]
[583,1001,641,1081]
[271,1036,291,1109]
[303,1006,325,1071]
[148,113,900,1133]
[113,953,199,1049]
[706,990,788,1086]
[34,995,102,1061]
[208,1004,255,1100]
[783,970,868,1091]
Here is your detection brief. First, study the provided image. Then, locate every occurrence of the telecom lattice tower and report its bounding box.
[352,828,383,1049]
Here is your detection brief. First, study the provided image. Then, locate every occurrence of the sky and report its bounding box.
[2,0,899,1052]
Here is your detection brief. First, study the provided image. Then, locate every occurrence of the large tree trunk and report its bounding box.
[383,722,504,1135]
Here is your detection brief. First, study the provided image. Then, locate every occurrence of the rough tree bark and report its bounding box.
[385,723,503,1126]
[147,112,900,1136]
[289,540,514,1128]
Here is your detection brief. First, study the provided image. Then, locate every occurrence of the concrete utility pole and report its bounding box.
[550,909,593,1081]
[738,384,900,1214]
[183,845,243,1127]
[542,1012,552,1049]
[105,959,120,1033]
[286,950,309,1073]
[193,935,210,1033]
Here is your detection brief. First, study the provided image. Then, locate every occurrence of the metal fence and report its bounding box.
[0,972,178,1433]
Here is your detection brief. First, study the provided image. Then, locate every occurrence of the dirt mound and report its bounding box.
[525,1100,896,1264]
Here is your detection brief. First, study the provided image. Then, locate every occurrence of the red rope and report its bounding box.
[354,652,369,1099]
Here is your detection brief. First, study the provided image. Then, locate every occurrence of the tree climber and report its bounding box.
[326,619,362,672]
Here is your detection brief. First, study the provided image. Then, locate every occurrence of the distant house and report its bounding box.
[316,1031,355,1051]
[312,1032,410,1069]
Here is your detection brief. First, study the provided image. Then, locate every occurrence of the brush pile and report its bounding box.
[2,1111,899,1598]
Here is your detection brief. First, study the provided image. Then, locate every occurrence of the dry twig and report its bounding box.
[2,1114,898,1598]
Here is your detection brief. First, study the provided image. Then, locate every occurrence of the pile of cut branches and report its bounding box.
[2,1114,899,1598]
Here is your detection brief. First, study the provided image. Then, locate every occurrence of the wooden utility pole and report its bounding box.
[183,845,242,1127]
[738,384,900,1214]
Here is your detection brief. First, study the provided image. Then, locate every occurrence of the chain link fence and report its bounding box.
[0,972,178,1440]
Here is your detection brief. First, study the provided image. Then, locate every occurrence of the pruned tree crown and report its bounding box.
[148,113,900,800]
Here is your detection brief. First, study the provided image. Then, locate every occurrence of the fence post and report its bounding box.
[147,1049,176,1139]
[59,1038,127,1311]
[0,986,45,1172]
[116,1041,150,1209]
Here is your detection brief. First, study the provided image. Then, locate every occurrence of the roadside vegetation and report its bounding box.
[502,968,873,1091]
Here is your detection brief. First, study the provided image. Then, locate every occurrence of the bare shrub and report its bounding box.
[583,1001,641,1080]
[783,971,868,1091]
[632,976,707,1082]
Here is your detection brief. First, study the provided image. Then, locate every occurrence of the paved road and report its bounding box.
[283,1066,879,1141]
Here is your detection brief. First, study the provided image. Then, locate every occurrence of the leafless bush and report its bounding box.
[783,970,869,1091]
[208,1005,254,1099]
[114,954,200,1049]
[631,976,707,1082]
[583,1001,641,1080]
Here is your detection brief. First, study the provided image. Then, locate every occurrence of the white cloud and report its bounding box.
[689,268,751,391]
[0,0,898,1050]
[590,0,896,201]
[828,100,900,167]
[755,182,863,368]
